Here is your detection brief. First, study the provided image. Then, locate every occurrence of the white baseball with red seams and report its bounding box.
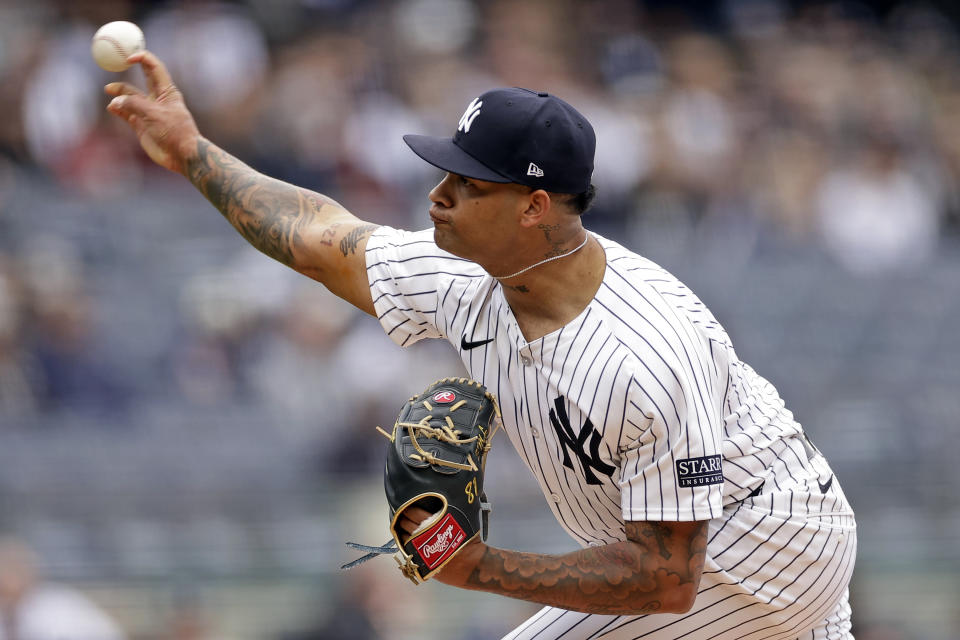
[91,21,146,72]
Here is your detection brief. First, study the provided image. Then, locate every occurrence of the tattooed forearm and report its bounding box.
[467,544,666,614]
[186,139,339,267]
[464,521,707,615]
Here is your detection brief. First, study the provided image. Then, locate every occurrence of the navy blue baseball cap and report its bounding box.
[403,87,596,195]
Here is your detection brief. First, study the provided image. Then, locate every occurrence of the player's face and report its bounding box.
[427,173,531,265]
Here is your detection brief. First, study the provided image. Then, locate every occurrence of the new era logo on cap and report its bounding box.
[402,87,596,194]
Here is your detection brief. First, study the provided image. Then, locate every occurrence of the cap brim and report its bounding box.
[403,134,512,183]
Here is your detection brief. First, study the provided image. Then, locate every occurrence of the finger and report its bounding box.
[107,94,150,119]
[398,516,416,535]
[128,50,175,98]
[405,506,434,522]
[104,82,144,97]
[397,506,435,536]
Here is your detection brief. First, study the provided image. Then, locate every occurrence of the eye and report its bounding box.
[459,176,472,186]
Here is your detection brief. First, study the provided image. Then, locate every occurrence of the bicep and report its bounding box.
[290,195,379,316]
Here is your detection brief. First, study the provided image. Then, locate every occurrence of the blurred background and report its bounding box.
[0,0,958,637]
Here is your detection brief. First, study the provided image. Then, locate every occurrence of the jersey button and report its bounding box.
[520,356,532,366]
[588,541,603,547]
[550,493,561,503]
[531,427,540,438]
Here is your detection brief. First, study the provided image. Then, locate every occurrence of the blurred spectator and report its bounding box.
[142,1,269,149]
[250,33,362,190]
[280,590,381,640]
[172,252,292,407]
[816,135,943,274]
[745,125,829,237]
[0,537,127,640]
[247,282,358,441]
[21,21,104,172]
[18,236,131,417]
[653,33,741,203]
[0,259,39,419]
[161,586,232,640]
[0,5,47,162]
[248,279,466,472]
[483,0,579,90]
[278,569,425,640]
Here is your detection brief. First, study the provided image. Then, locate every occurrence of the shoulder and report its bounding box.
[366,226,484,276]
[366,226,483,266]
[366,226,437,253]
[594,232,672,284]
[591,235,716,359]
[592,233,679,319]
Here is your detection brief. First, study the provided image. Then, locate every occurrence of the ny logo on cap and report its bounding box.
[458,98,483,133]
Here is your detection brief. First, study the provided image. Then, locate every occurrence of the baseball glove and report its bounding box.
[342,377,501,584]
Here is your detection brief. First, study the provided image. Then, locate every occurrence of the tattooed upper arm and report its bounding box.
[295,210,379,316]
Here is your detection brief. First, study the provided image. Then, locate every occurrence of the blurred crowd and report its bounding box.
[0,0,959,425]
[1,0,959,637]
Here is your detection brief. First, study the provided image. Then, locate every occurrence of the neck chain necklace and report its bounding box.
[493,232,590,280]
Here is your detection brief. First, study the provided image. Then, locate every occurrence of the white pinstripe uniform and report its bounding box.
[366,226,857,640]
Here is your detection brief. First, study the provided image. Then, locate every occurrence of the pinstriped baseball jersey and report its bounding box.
[365,226,856,639]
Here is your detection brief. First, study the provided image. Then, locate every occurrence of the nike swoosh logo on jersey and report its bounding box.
[461,336,494,350]
[818,475,834,494]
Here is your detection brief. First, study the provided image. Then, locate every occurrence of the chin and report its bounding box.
[432,227,454,252]
[432,228,471,261]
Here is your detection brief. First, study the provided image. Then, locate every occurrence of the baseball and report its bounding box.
[91,21,145,72]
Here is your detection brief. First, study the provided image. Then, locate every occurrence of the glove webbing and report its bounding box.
[399,414,481,471]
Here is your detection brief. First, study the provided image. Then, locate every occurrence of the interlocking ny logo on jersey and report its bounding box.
[458,98,483,133]
[549,397,615,485]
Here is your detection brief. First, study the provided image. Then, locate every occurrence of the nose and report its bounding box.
[428,173,455,209]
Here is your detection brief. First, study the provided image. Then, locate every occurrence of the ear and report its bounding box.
[518,189,552,228]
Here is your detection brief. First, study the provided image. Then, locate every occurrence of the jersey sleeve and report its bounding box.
[365,226,481,347]
[617,328,725,523]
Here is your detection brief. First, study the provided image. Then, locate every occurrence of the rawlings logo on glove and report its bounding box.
[341,377,501,584]
[415,514,466,569]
